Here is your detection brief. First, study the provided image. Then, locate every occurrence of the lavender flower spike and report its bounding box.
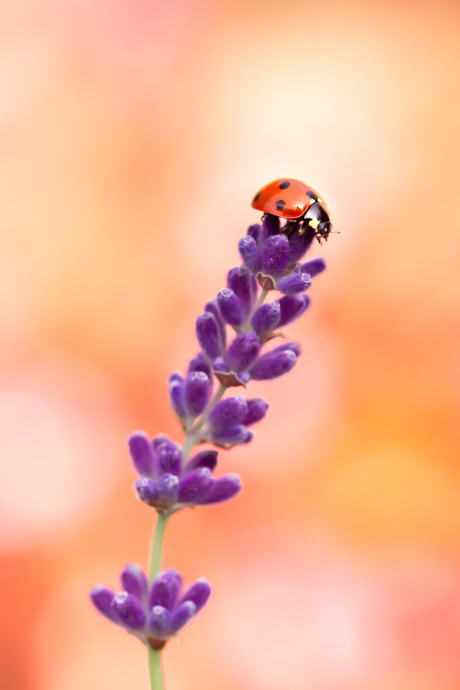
[91,180,331,687]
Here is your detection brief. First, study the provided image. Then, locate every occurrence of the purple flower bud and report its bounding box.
[212,356,227,373]
[177,468,213,503]
[198,474,242,504]
[156,440,182,477]
[217,289,244,328]
[149,605,171,638]
[277,273,311,295]
[261,214,280,240]
[251,302,281,335]
[278,294,311,327]
[272,341,301,357]
[90,585,117,621]
[135,477,159,506]
[111,592,146,630]
[226,333,261,372]
[150,569,183,610]
[187,352,213,379]
[156,473,179,508]
[227,266,256,317]
[247,223,261,241]
[212,424,253,445]
[205,301,227,350]
[121,564,148,601]
[244,398,269,426]
[300,257,327,277]
[168,374,186,419]
[238,236,262,274]
[180,578,211,612]
[208,396,248,434]
[183,372,211,418]
[262,235,292,277]
[186,449,218,472]
[169,601,196,634]
[250,348,298,381]
[287,226,314,263]
[196,312,223,360]
[128,431,155,477]
[152,435,169,450]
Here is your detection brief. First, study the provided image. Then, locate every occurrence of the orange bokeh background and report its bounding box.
[1,1,460,688]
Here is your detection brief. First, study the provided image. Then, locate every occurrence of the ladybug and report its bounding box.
[251,178,333,242]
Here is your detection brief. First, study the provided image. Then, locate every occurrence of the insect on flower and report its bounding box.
[251,178,333,243]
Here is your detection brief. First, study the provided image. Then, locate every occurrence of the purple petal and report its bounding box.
[149,605,171,638]
[177,468,213,504]
[121,564,148,601]
[168,601,196,635]
[278,294,311,327]
[135,477,159,506]
[187,352,213,379]
[198,474,242,504]
[204,301,227,350]
[247,223,261,241]
[208,396,248,434]
[149,569,183,610]
[111,592,146,630]
[179,578,211,612]
[90,585,117,621]
[152,434,169,450]
[196,312,223,360]
[183,371,211,418]
[168,374,186,419]
[271,341,301,357]
[300,257,327,277]
[238,236,262,275]
[211,424,252,446]
[250,302,281,335]
[128,431,155,477]
[287,226,314,263]
[186,449,218,473]
[156,473,179,509]
[243,398,269,426]
[261,214,280,240]
[262,235,291,277]
[250,348,298,381]
[226,333,261,372]
[217,289,244,328]
[155,440,182,477]
[277,273,311,295]
[227,266,256,317]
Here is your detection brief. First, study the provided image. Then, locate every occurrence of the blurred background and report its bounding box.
[1,0,460,688]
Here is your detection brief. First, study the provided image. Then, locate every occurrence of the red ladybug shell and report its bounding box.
[251,178,325,220]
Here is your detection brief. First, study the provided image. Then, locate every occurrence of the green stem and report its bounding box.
[181,434,196,466]
[253,287,269,312]
[149,511,168,583]
[148,647,164,690]
[148,512,168,689]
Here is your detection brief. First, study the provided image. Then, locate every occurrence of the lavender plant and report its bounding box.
[90,202,328,689]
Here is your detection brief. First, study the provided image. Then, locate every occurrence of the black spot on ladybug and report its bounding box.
[279,181,290,190]
[254,190,262,202]
[306,190,318,200]
[276,200,286,211]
